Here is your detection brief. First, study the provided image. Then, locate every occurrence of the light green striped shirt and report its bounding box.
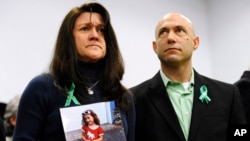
[160,69,194,140]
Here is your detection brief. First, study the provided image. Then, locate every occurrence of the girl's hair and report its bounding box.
[82,109,101,125]
[49,2,130,110]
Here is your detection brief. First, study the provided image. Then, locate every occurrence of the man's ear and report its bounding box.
[152,41,157,53]
[193,36,199,50]
[9,116,16,126]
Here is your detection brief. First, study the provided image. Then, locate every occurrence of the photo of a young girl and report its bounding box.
[60,101,127,141]
[81,109,104,141]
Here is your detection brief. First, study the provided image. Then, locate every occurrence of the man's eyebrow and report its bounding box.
[159,27,167,31]
[175,25,185,29]
[158,27,168,34]
[175,25,188,32]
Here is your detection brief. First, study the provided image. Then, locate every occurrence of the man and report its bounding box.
[0,117,6,141]
[0,103,6,141]
[234,66,250,123]
[4,95,20,141]
[131,13,246,141]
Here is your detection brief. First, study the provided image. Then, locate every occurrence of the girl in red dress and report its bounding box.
[81,110,104,141]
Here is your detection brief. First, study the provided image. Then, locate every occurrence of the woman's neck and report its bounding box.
[78,60,101,81]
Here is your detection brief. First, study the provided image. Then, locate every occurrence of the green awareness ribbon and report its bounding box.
[199,85,211,104]
[64,83,80,107]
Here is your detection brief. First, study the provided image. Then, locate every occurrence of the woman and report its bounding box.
[13,2,135,141]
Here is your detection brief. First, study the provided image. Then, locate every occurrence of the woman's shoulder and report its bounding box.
[30,73,54,84]
[25,73,56,89]
[21,73,65,108]
[22,73,57,98]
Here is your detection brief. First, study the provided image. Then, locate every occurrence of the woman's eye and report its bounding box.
[80,27,89,31]
[97,27,104,33]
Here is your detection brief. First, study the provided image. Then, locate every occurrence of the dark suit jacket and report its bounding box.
[234,71,250,123]
[131,70,246,141]
[0,117,5,141]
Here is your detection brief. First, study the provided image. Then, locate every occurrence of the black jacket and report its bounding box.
[13,74,135,141]
[0,117,6,141]
[131,70,246,141]
[234,70,250,123]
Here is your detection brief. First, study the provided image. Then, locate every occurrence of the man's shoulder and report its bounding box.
[129,72,162,95]
[196,72,236,90]
[235,71,250,85]
[130,79,152,92]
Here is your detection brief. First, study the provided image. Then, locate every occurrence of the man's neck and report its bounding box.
[161,64,192,83]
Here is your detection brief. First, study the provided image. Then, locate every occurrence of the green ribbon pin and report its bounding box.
[199,85,211,104]
[64,83,80,107]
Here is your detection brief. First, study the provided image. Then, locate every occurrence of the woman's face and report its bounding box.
[73,12,106,63]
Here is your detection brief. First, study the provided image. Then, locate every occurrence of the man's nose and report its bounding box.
[167,31,176,44]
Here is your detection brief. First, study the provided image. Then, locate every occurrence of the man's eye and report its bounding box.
[176,28,184,33]
[159,30,168,36]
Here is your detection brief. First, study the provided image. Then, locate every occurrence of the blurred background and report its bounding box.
[1,0,250,103]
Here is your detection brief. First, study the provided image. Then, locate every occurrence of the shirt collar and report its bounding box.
[160,69,195,87]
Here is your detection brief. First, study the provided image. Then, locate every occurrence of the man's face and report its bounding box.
[153,13,199,67]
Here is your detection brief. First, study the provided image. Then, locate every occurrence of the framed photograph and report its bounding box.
[59,101,126,141]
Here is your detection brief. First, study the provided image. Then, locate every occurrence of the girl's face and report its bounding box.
[84,114,94,125]
[73,12,106,63]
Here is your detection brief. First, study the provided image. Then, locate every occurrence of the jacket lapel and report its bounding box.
[148,72,186,141]
[188,71,208,141]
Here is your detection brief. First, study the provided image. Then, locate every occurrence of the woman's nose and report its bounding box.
[89,29,99,41]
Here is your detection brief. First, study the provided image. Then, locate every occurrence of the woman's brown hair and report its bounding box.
[49,2,130,110]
